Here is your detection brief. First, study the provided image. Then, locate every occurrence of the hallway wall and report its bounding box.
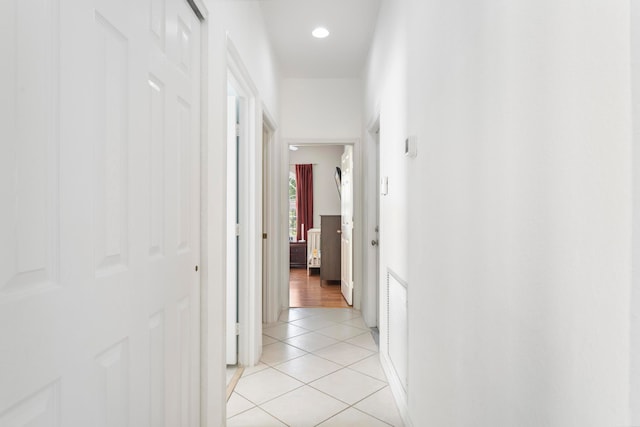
[365,0,632,425]
[632,0,640,422]
[281,78,362,139]
[203,1,281,424]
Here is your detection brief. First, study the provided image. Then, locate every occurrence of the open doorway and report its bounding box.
[225,40,265,372]
[287,144,354,308]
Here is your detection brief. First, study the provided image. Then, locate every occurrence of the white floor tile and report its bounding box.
[317,407,391,426]
[260,385,348,427]
[284,331,339,352]
[348,355,387,382]
[263,320,285,329]
[227,392,255,418]
[314,342,374,366]
[355,386,404,427]
[316,323,370,341]
[310,368,386,405]
[260,341,307,365]
[340,316,370,330]
[263,323,310,340]
[345,331,379,352]
[238,308,404,427]
[289,315,339,331]
[227,407,287,427]
[314,308,360,323]
[242,362,269,377]
[262,334,278,345]
[234,367,303,405]
[274,353,342,383]
[279,307,318,322]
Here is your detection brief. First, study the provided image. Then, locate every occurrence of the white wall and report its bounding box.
[281,79,362,139]
[365,0,632,425]
[632,0,640,423]
[202,1,281,424]
[290,145,343,229]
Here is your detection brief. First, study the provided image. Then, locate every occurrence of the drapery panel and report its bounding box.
[295,164,313,241]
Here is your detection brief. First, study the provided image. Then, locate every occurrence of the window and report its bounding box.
[289,171,297,241]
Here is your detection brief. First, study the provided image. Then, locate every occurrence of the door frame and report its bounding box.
[364,113,381,327]
[276,138,363,314]
[225,38,264,367]
[262,110,280,324]
[189,2,228,426]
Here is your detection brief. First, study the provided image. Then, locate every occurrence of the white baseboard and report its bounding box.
[380,351,413,427]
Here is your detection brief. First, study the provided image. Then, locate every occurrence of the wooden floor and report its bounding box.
[289,268,349,308]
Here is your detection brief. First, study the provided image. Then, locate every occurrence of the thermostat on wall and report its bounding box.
[405,135,417,158]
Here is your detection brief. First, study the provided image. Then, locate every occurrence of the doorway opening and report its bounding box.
[225,40,264,372]
[287,143,355,308]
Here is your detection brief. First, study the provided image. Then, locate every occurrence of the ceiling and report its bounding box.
[258,0,382,78]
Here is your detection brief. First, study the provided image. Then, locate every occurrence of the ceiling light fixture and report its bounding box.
[289,145,299,151]
[312,27,330,39]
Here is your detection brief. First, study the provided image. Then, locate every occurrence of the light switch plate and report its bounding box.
[405,135,417,158]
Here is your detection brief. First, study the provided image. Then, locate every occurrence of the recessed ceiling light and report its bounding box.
[289,145,299,151]
[312,27,330,39]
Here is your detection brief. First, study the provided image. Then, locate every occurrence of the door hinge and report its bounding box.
[263,233,268,239]
[235,124,240,137]
[235,224,240,236]
[235,323,240,336]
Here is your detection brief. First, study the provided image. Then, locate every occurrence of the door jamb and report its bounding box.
[364,111,381,327]
[262,109,279,324]
[188,2,227,426]
[226,38,262,367]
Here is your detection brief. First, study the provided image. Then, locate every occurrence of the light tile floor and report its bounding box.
[227,307,404,427]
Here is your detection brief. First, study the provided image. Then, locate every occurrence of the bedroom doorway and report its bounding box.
[286,143,354,308]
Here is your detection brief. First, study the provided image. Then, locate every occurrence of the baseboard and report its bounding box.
[380,351,413,427]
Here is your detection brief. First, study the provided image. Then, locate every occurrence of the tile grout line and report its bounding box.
[230,308,401,426]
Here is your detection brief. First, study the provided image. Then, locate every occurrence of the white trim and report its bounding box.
[227,37,263,367]
[262,102,278,133]
[198,12,227,427]
[366,104,382,134]
[285,138,359,146]
[362,114,381,327]
[262,105,281,324]
[380,352,413,427]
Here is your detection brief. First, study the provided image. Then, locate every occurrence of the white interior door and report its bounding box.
[341,146,354,305]
[262,123,270,323]
[226,93,239,365]
[0,0,202,425]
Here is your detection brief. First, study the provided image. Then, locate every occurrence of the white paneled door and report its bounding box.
[0,0,202,426]
[341,146,354,305]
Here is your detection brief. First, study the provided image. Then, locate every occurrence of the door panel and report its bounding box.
[226,95,238,365]
[0,0,202,425]
[341,146,354,305]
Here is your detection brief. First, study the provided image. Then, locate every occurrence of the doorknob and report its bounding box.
[371,240,378,246]
[337,230,342,234]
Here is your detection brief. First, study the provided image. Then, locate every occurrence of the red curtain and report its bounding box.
[295,164,313,241]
